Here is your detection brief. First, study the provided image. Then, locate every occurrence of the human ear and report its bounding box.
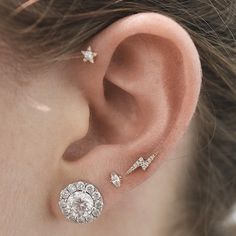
[53,12,202,222]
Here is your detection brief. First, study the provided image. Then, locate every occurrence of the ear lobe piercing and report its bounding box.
[81,46,97,63]
[59,181,103,224]
[110,153,158,188]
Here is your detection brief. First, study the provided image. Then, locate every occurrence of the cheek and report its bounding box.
[0,74,89,228]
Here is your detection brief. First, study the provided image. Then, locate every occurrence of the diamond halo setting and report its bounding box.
[59,181,104,224]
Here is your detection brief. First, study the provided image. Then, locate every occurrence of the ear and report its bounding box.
[56,12,202,218]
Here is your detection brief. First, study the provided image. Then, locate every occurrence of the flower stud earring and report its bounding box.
[58,181,104,224]
[81,46,97,63]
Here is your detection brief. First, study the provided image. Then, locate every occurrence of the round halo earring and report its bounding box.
[58,181,104,224]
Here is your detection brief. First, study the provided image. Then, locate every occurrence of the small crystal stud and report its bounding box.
[110,172,122,188]
[81,46,97,64]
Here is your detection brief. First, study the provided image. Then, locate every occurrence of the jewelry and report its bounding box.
[110,172,122,188]
[125,153,157,175]
[58,181,104,224]
[110,153,158,188]
[81,46,97,63]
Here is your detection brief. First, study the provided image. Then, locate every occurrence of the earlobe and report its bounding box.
[56,12,202,222]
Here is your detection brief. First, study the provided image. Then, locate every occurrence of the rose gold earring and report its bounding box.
[81,46,97,64]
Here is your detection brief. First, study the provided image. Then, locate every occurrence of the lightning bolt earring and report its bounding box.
[125,153,157,175]
[110,153,158,188]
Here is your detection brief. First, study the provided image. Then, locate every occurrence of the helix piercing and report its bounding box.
[81,46,97,63]
[58,181,104,224]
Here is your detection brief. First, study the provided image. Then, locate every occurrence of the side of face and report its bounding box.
[0,63,90,234]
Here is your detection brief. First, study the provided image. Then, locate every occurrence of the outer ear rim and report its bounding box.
[92,12,202,80]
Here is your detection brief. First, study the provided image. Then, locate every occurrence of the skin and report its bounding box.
[0,13,201,236]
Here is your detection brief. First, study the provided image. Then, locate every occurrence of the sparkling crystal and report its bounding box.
[110,172,122,188]
[67,192,94,218]
[67,184,77,193]
[86,215,93,223]
[63,208,70,216]
[92,191,101,200]
[138,157,144,164]
[77,217,86,224]
[141,162,149,170]
[86,184,95,194]
[84,52,93,61]
[92,209,100,217]
[76,181,85,190]
[81,46,97,63]
[59,200,66,209]
[68,212,77,222]
[61,190,70,199]
[95,201,103,209]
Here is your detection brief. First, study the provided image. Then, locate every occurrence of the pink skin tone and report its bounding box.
[0,13,201,236]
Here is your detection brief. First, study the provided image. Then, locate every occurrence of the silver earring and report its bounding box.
[58,181,104,224]
[81,46,97,63]
[110,172,123,188]
[110,153,158,188]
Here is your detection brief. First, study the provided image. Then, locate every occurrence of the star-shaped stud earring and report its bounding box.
[81,46,97,64]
